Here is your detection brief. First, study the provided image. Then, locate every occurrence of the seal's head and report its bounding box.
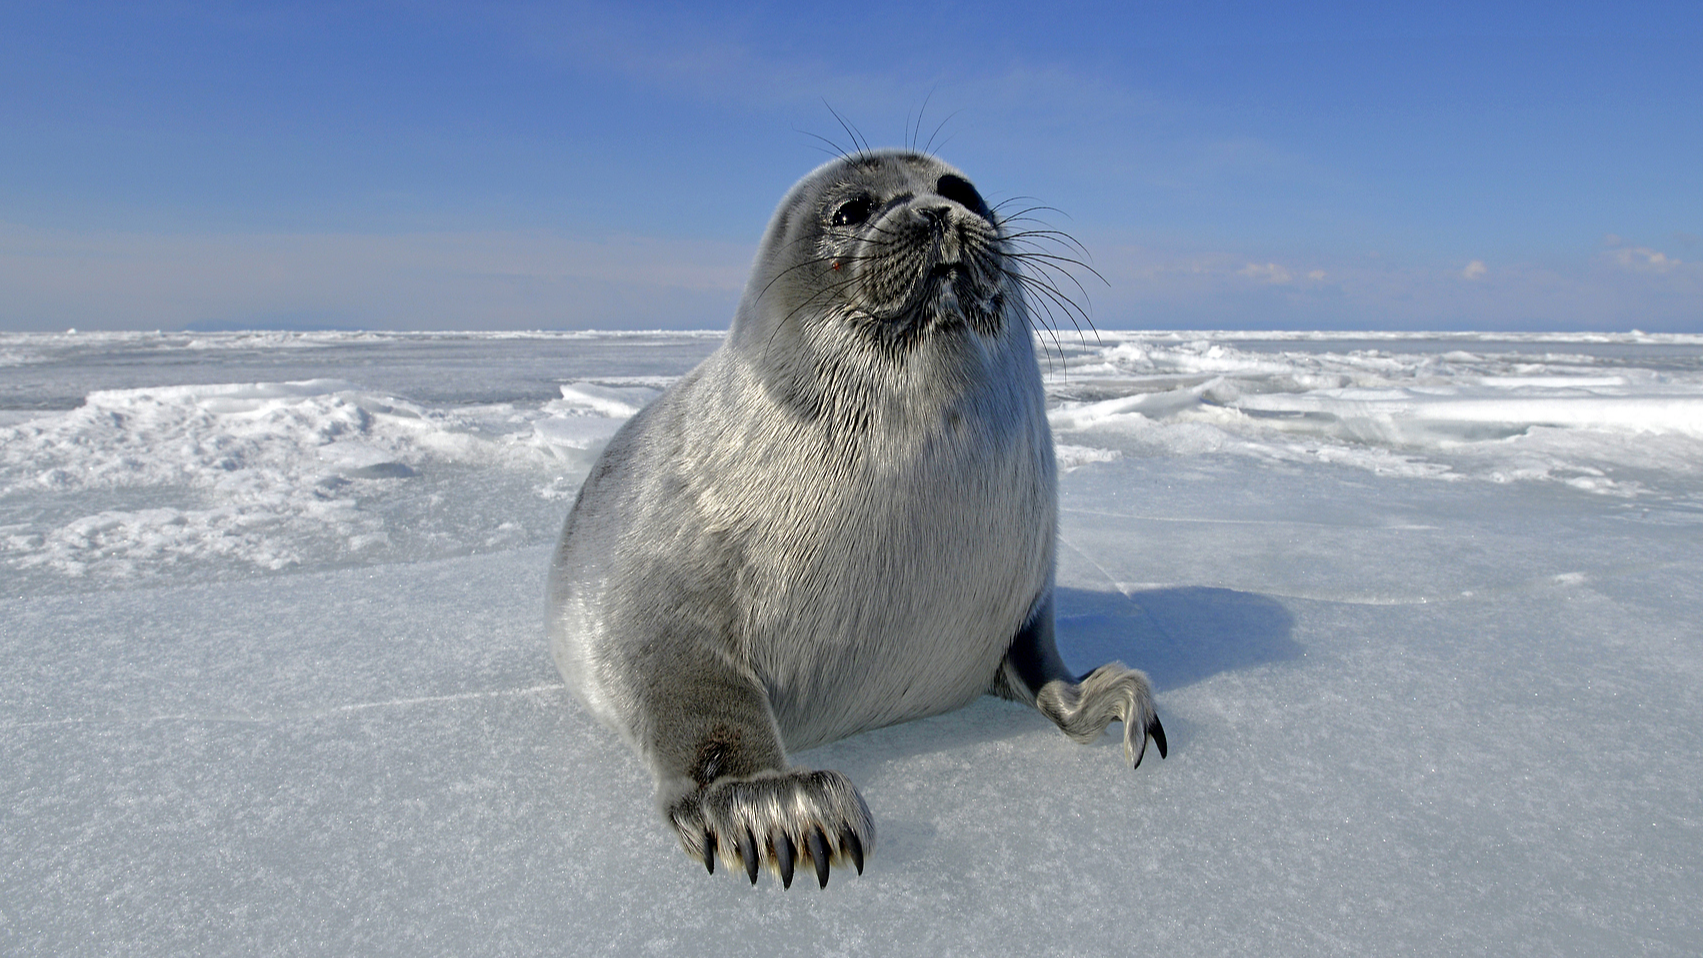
[732,150,1021,358]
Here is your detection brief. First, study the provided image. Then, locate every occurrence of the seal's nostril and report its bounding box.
[918,205,952,229]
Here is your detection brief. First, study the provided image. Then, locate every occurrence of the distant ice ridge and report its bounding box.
[0,326,726,355]
[1046,333,1703,499]
[2,330,1699,588]
[0,377,661,585]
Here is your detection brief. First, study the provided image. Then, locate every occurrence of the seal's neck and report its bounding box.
[737,312,1039,445]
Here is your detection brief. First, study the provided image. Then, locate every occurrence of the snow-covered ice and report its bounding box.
[3,330,1700,956]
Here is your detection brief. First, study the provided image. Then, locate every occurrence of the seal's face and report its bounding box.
[729,150,1039,423]
[752,151,1014,355]
[816,157,1007,345]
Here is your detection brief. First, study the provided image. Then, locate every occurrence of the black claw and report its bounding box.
[740,827,759,886]
[702,829,716,874]
[842,827,864,876]
[776,833,795,890]
[808,827,831,889]
[1132,734,1148,770]
[1151,716,1169,759]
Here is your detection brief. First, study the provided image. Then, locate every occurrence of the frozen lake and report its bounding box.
[3,329,1701,955]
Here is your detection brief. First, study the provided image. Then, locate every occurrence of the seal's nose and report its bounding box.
[918,204,953,232]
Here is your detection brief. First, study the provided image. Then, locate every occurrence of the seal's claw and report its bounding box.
[669,769,874,888]
[741,827,760,885]
[843,828,865,875]
[775,831,795,889]
[808,827,831,889]
[1151,715,1168,759]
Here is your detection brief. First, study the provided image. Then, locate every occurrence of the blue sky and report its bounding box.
[3,1,1699,332]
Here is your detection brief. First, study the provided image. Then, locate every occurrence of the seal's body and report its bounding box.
[548,149,1164,889]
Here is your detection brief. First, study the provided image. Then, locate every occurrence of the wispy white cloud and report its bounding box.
[1610,246,1681,273]
[1227,262,1333,286]
[1462,260,1487,280]
[1082,239,1702,331]
[1238,262,1293,284]
[1598,236,1699,289]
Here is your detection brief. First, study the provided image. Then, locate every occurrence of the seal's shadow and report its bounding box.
[1053,585,1300,692]
[804,585,1299,771]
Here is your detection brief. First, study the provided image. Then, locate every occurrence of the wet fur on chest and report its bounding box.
[633,345,1054,749]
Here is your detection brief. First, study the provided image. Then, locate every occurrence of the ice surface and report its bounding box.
[1046,332,1703,504]
[0,336,701,592]
[3,331,1701,956]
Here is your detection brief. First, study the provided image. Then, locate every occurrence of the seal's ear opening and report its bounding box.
[935,174,990,221]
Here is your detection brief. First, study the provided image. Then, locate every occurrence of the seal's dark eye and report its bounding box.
[935,174,989,220]
[831,195,872,227]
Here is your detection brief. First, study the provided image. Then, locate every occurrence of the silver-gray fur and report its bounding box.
[547,149,1165,889]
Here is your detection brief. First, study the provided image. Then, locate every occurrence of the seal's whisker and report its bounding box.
[1006,262,1094,329]
[989,194,1042,212]
[759,273,864,368]
[797,128,854,163]
[804,144,846,161]
[1010,270,1098,347]
[1003,229,1098,264]
[823,101,871,159]
[1014,280,1069,340]
[907,89,936,154]
[1011,266,1097,324]
[1008,250,1107,294]
[923,109,959,157]
[1000,235,1099,270]
[1007,264,1094,321]
[752,257,830,307]
[751,250,886,308]
[995,200,1074,221]
[1018,294,1068,372]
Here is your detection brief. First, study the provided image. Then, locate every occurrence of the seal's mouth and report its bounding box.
[847,204,1007,344]
[921,263,968,306]
[887,260,1001,340]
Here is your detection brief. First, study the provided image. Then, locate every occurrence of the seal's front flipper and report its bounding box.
[994,591,1168,768]
[668,770,874,889]
[1035,664,1167,768]
[636,641,873,888]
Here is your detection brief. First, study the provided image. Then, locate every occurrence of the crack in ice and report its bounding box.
[0,682,568,731]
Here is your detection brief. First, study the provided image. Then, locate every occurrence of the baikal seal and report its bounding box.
[547,148,1165,889]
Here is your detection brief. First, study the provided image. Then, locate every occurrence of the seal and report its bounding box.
[547,148,1165,889]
